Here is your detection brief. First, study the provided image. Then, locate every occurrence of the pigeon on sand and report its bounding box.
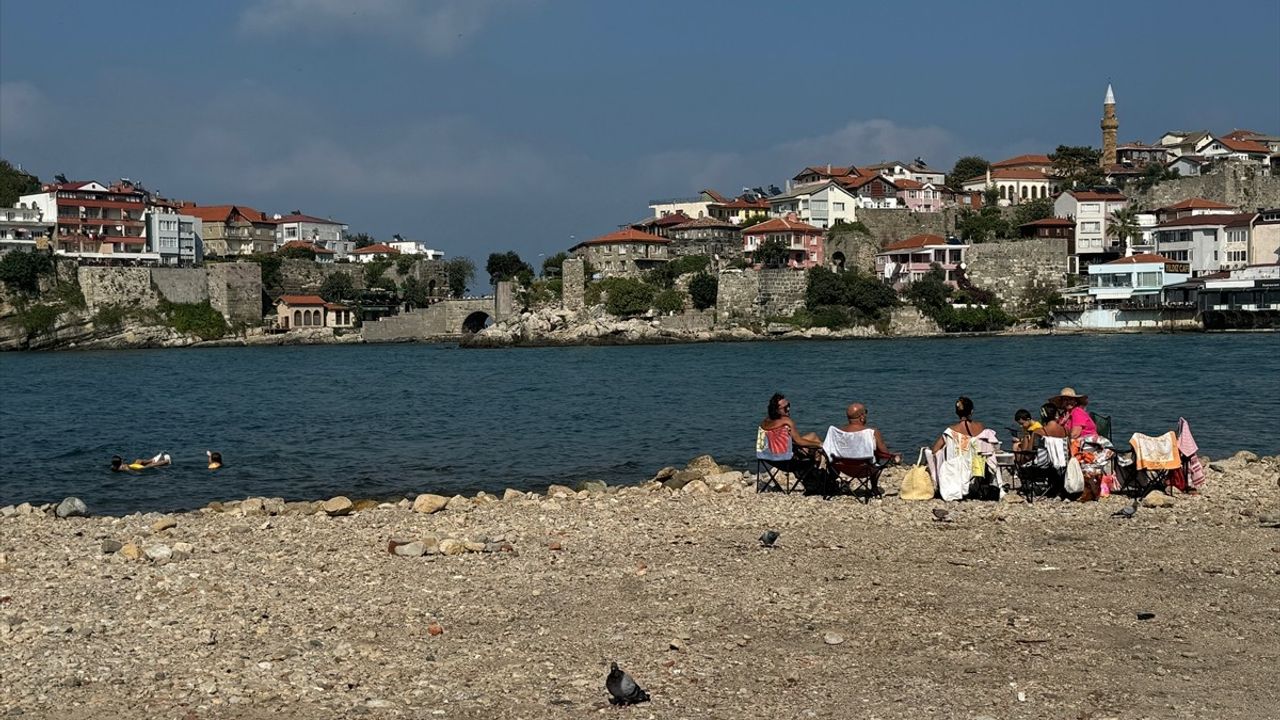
[606,662,650,705]
[932,508,951,523]
[1112,499,1139,519]
[759,530,779,547]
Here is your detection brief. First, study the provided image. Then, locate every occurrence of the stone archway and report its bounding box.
[830,251,846,272]
[461,311,492,334]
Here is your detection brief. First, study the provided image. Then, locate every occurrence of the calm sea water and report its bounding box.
[1,334,1276,514]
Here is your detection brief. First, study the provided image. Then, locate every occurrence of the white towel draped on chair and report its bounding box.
[822,427,876,460]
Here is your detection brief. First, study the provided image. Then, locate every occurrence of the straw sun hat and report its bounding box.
[1051,387,1089,407]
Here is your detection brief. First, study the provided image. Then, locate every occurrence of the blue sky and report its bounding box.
[2,0,1278,264]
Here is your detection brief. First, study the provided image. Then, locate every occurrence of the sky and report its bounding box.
[2,0,1278,264]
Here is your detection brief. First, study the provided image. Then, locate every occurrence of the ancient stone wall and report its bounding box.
[562,258,585,311]
[825,232,881,273]
[758,268,807,318]
[78,267,160,311]
[1132,165,1280,212]
[208,263,263,325]
[966,238,1070,313]
[715,269,760,322]
[150,268,210,305]
[277,260,364,295]
[887,306,942,336]
[656,309,715,331]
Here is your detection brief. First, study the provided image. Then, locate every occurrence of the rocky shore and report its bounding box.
[3,452,1279,719]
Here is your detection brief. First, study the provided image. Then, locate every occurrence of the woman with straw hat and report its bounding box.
[1051,387,1097,440]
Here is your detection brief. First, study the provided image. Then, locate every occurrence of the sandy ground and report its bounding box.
[2,453,1278,720]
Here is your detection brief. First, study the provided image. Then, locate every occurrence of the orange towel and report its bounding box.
[1130,431,1181,470]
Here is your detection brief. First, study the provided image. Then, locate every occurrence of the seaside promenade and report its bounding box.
[2,452,1278,719]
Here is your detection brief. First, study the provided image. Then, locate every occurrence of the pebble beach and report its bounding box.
[2,452,1279,719]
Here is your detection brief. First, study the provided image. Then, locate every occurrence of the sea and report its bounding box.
[1,334,1276,514]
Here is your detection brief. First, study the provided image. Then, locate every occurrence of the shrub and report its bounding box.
[278,245,317,260]
[0,251,55,294]
[805,305,852,329]
[161,301,228,340]
[319,272,356,303]
[52,280,86,309]
[937,306,1013,332]
[652,289,685,314]
[17,302,61,337]
[804,266,898,322]
[599,277,657,316]
[829,219,871,236]
[689,272,718,310]
[364,257,393,286]
[92,303,130,329]
[647,255,710,288]
[395,255,416,276]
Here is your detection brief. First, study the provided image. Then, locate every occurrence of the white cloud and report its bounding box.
[775,118,956,169]
[238,0,524,56]
[0,81,50,140]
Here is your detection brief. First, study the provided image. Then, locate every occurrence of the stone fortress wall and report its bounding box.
[78,263,263,325]
[965,238,1071,313]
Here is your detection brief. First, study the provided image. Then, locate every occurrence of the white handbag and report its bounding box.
[1064,457,1084,494]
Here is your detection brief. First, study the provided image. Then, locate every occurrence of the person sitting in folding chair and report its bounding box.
[755,393,824,494]
[822,402,900,501]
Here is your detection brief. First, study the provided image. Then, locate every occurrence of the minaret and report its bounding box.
[1100,83,1118,168]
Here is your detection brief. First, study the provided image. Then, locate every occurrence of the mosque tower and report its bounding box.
[1100,83,1118,168]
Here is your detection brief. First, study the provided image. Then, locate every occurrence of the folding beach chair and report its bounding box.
[1128,431,1181,496]
[1088,411,1113,442]
[822,427,886,503]
[755,426,824,494]
[1012,435,1068,502]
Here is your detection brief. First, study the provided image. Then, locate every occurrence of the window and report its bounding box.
[833,202,845,211]
[1082,222,1101,233]
[285,227,298,238]
[1137,272,1160,287]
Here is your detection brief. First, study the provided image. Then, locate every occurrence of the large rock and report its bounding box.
[144,544,173,563]
[681,479,710,495]
[171,542,194,561]
[445,495,473,512]
[119,543,142,560]
[574,480,607,494]
[1142,491,1175,508]
[322,496,354,516]
[150,516,178,533]
[686,455,720,473]
[438,538,466,556]
[412,494,449,514]
[664,469,703,491]
[546,484,575,499]
[392,541,426,558]
[501,488,526,502]
[55,497,88,519]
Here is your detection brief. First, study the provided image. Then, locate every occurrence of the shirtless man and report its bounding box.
[840,403,901,463]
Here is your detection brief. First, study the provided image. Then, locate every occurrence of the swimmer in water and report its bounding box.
[207,451,223,470]
[111,453,171,471]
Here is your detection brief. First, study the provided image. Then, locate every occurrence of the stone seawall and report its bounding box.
[78,264,263,324]
[966,238,1070,313]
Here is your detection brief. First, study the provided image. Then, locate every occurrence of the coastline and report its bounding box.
[2,452,1278,719]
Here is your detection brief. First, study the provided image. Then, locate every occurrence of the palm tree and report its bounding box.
[1107,206,1141,255]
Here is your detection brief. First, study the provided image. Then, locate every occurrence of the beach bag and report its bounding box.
[1186,455,1206,489]
[971,452,987,479]
[900,449,934,501]
[1064,457,1084,494]
[939,454,971,502]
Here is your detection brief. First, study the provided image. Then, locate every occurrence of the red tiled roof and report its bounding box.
[963,168,1053,184]
[324,302,349,310]
[894,178,925,190]
[1156,212,1256,229]
[881,234,950,251]
[181,204,271,224]
[634,212,692,228]
[1019,217,1075,227]
[279,240,335,254]
[837,173,898,190]
[1213,136,1269,154]
[701,188,729,203]
[351,243,400,255]
[741,216,824,235]
[1162,198,1234,211]
[572,228,670,249]
[1066,190,1129,202]
[1103,253,1175,265]
[793,165,858,180]
[991,154,1052,168]
[711,197,770,210]
[278,294,326,306]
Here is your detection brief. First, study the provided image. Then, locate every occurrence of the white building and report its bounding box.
[0,202,54,253]
[272,212,350,259]
[1154,212,1258,276]
[961,168,1059,206]
[387,237,443,259]
[767,181,859,229]
[350,243,400,264]
[1087,253,1190,305]
[145,211,202,266]
[1199,135,1271,171]
[648,189,727,219]
[1053,189,1130,271]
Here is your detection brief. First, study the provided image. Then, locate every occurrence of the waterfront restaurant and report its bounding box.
[1087,253,1190,307]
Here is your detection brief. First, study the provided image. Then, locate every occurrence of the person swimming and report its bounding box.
[207,451,223,470]
[111,453,171,471]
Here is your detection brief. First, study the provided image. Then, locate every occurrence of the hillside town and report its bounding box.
[2,85,1278,340]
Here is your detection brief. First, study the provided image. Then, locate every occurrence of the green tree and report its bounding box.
[0,159,41,207]
[485,251,534,286]
[278,245,317,260]
[652,289,685,314]
[1011,197,1054,227]
[444,257,475,298]
[363,257,393,286]
[647,254,709,288]
[803,266,898,323]
[905,266,952,315]
[752,238,791,268]
[0,250,55,294]
[1107,206,1141,252]
[947,156,989,190]
[319,272,356,303]
[541,251,568,277]
[689,272,718,310]
[345,231,375,249]
[402,276,434,306]
[598,277,657,316]
[1050,145,1105,190]
[738,213,771,229]
[956,207,1012,243]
